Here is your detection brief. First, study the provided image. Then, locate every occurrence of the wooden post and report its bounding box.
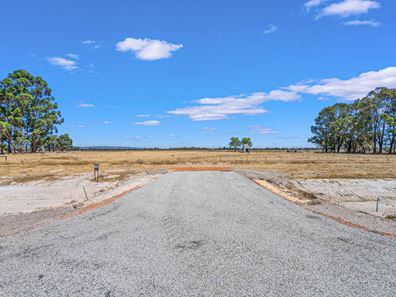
[83,186,89,200]
[93,163,100,182]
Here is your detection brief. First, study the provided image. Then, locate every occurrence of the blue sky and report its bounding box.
[1,0,395,148]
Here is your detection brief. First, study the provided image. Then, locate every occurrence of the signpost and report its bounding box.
[94,163,100,182]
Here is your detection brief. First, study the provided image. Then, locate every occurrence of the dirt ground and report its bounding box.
[238,168,396,219]
[291,179,396,218]
[1,150,396,184]
[0,171,162,236]
[238,169,396,238]
[0,172,160,215]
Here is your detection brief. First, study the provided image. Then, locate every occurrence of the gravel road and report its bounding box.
[1,171,395,296]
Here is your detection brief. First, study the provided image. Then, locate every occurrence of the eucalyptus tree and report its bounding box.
[0,80,12,153]
[56,134,73,151]
[229,137,242,152]
[309,87,396,154]
[3,70,34,152]
[44,135,58,152]
[379,88,396,153]
[241,137,252,151]
[308,105,337,152]
[0,70,65,153]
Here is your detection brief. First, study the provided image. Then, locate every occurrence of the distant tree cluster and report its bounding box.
[0,70,72,153]
[44,134,73,152]
[309,88,396,154]
[229,137,252,152]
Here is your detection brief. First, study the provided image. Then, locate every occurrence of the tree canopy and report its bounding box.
[229,137,242,152]
[241,137,252,149]
[0,70,68,153]
[308,87,396,154]
[229,137,253,152]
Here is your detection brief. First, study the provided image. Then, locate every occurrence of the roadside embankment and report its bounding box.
[238,169,396,239]
[0,171,162,236]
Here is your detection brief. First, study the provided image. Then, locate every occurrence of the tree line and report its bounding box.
[0,70,73,153]
[309,87,396,154]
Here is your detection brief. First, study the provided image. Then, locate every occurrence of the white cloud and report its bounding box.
[344,19,381,26]
[167,66,396,121]
[82,40,102,49]
[77,124,85,128]
[134,120,160,126]
[321,0,381,17]
[81,40,96,45]
[262,24,278,34]
[249,126,278,135]
[136,114,151,118]
[116,37,183,61]
[157,115,171,119]
[305,0,327,10]
[318,96,331,101]
[104,121,112,125]
[66,53,79,60]
[167,91,299,121]
[264,90,302,101]
[284,66,396,101]
[77,103,95,108]
[47,57,78,71]
[203,127,217,131]
[86,63,95,73]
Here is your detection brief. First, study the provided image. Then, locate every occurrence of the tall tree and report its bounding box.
[0,79,13,153]
[0,70,64,152]
[379,88,396,153]
[308,105,337,152]
[241,137,252,151]
[309,87,396,154]
[229,137,241,152]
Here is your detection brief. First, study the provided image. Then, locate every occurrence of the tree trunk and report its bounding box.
[378,122,386,154]
[373,131,377,153]
[31,135,35,153]
[337,139,343,153]
[389,132,396,154]
[373,119,378,154]
[7,139,11,154]
[31,136,40,153]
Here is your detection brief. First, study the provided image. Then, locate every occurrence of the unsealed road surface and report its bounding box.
[1,172,395,296]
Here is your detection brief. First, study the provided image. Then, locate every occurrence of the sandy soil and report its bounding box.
[238,169,396,238]
[291,179,396,218]
[0,172,160,215]
[240,168,396,219]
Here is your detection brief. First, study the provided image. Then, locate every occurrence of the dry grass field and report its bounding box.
[1,150,396,184]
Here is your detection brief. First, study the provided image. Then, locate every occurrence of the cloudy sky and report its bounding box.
[1,0,395,147]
